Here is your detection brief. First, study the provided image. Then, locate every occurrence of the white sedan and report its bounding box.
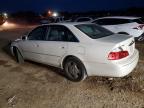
[11,23,139,82]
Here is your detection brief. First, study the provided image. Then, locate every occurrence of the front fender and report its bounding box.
[10,41,23,57]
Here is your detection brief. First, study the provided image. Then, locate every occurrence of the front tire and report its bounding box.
[64,57,87,82]
[13,47,24,64]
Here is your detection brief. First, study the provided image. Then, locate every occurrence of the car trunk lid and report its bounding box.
[96,34,135,59]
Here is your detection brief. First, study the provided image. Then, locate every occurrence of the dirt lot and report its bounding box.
[0,26,144,108]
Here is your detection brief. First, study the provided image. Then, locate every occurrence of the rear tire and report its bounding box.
[64,57,87,82]
[13,47,24,64]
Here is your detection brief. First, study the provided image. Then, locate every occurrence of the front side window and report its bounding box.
[28,26,47,40]
[75,24,113,39]
[47,25,79,42]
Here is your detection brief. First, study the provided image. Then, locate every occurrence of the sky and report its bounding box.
[0,0,144,13]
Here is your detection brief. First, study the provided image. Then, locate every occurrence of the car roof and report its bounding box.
[76,17,92,19]
[42,22,93,26]
[96,16,141,20]
[75,17,93,20]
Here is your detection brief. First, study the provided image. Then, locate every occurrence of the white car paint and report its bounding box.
[11,22,139,78]
[92,16,144,41]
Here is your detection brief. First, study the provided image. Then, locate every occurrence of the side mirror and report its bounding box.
[21,32,29,40]
[22,35,28,40]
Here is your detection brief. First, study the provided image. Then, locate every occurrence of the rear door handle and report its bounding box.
[34,44,39,47]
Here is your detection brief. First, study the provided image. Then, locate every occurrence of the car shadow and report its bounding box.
[25,60,66,79]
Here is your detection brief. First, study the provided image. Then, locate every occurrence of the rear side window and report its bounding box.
[132,18,144,24]
[75,24,113,39]
[93,18,130,25]
[48,27,62,41]
[116,19,130,24]
[47,25,79,42]
[93,19,107,25]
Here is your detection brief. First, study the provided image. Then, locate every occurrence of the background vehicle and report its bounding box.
[11,23,139,82]
[74,17,93,22]
[40,16,65,24]
[0,13,7,25]
[92,16,144,41]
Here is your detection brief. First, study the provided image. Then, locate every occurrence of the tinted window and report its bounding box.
[48,17,55,23]
[75,24,113,39]
[115,19,130,24]
[47,25,79,42]
[28,26,47,40]
[93,19,109,25]
[77,18,91,22]
[132,18,144,24]
[93,18,130,25]
[140,18,144,23]
[55,18,59,23]
[67,30,79,42]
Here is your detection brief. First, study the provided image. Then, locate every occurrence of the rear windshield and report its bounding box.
[132,18,144,24]
[75,24,114,39]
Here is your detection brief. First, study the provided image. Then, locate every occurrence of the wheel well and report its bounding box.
[62,55,88,78]
[62,55,75,68]
[12,46,23,57]
[117,32,129,35]
[62,55,82,68]
[12,46,17,55]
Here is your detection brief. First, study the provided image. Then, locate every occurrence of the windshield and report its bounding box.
[75,24,114,39]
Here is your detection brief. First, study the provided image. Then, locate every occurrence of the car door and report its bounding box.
[35,25,69,67]
[32,25,79,67]
[18,25,48,62]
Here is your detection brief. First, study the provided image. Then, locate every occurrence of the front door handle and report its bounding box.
[61,46,64,49]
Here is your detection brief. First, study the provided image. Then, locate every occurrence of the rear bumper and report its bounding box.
[85,49,139,77]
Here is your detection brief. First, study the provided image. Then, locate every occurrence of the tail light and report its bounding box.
[133,24,144,30]
[108,51,129,60]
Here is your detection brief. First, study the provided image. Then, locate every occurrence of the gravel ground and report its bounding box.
[0,27,144,108]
